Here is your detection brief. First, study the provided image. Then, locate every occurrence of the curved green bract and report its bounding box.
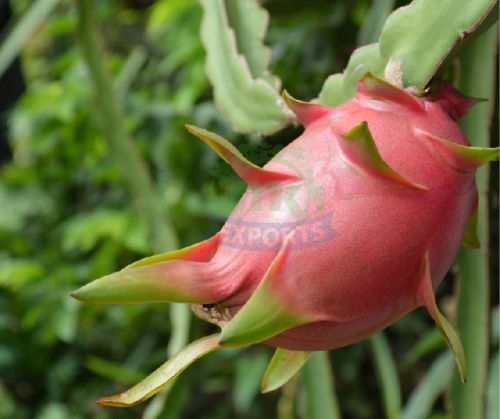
[340,121,426,191]
[219,233,314,347]
[319,0,497,106]
[199,0,289,134]
[417,253,467,383]
[261,348,311,393]
[185,124,300,186]
[97,335,221,407]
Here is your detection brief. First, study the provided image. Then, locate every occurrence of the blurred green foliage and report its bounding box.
[0,1,497,418]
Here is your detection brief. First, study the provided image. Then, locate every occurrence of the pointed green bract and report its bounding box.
[219,234,314,347]
[358,72,423,111]
[186,124,299,187]
[71,260,222,304]
[128,232,222,269]
[261,348,311,393]
[97,334,221,407]
[339,121,426,190]
[417,129,500,172]
[282,90,331,127]
[71,235,225,304]
[417,253,467,383]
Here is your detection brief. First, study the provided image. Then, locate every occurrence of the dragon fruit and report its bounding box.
[72,73,499,406]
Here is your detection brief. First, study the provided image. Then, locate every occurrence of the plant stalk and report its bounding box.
[75,0,189,360]
[450,25,498,419]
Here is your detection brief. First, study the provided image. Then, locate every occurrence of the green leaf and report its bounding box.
[75,0,190,378]
[261,348,311,393]
[75,0,179,252]
[199,0,290,134]
[449,24,498,419]
[0,0,61,77]
[319,0,497,105]
[401,328,445,367]
[97,334,220,406]
[0,185,52,232]
[61,209,148,253]
[402,352,454,419]
[300,352,340,419]
[36,403,70,419]
[0,257,45,291]
[85,356,146,386]
[369,333,401,419]
[234,350,269,413]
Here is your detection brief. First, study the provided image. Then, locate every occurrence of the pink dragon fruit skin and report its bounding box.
[200,75,479,354]
[220,76,478,352]
[72,74,499,404]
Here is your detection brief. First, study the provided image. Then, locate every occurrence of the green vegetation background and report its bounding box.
[0,1,497,418]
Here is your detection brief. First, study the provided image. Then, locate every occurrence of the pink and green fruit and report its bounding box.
[72,73,499,404]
